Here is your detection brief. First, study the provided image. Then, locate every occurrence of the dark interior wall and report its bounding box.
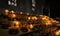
[50,0,56,18]
[0,0,8,9]
[50,0,60,18]
[55,0,60,18]
[43,0,50,16]
[35,0,45,15]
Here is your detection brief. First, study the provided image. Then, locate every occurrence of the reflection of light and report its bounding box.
[55,30,60,36]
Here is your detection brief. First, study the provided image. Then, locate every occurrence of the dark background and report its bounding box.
[0,0,60,18]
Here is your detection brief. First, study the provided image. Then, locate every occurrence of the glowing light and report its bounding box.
[11,10,14,14]
[8,1,11,5]
[12,14,16,18]
[32,16,37,20]
[29,24,34,29]
[28,17,31,20]
[55,30,60,36]
[34,17,38,20]
[13,21,20,28]
[5,9,9,12]
[4,9,9,15]
[42,17,46,20]
[8,14,16,18]
[45,21,52,26]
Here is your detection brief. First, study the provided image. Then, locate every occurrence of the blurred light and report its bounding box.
[8,14,16,18]
[27,13,29,15]
[32,0,35,3]
[55,30,60,36]
[42,17,46,20]
[12,14,16,18]
[32,3,35,7]
[11,2,14,5]
[4,9,9,15]
[45,21,52,26]
[8,0,17,7]
[11,10,14,14]
[39,15,43,16]
[14,0,17,6]
[32,8,35,11]
[20,12,23,14]
[28,17,31,20]
[14,3,17,6]
[8,1,11,5]
[29,24,34,29]
[9,21,20,29]
[34,16,38,20]
[12,21,20,28]
[28,29,31,32]
[5,9,9,13]
[32,16,37,20]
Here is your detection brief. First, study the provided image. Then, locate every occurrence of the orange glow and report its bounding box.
[28,17,31,20]
[13,21,20,28]
[42,17,46,20]
[29,24,34,29]
[34,17,38,20]
[32,17,35,20]
[12,14,16,18]
[4,9,9,15]
[32,16,37,20]
[11,10,14,14]
[13,21,19,24]
[41,16,53,26]
[8,21,20,29]
[45,21,52,26]
[55,30,60,36]
[5,9,9,12]
[28,29,31,32]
